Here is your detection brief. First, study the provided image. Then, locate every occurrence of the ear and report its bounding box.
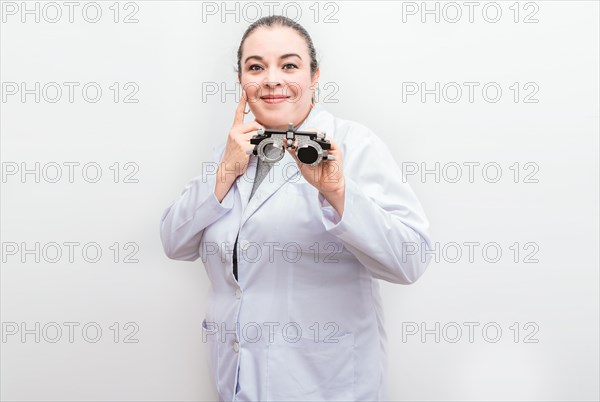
[312,68,321,87]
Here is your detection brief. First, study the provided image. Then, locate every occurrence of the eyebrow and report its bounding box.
[244,53,302,64]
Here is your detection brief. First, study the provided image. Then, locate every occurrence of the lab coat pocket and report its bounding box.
[266,331,355,401]
[202,318,221,396]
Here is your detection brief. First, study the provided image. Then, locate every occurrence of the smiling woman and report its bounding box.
[236,16,319,131]
[160,15,434,402]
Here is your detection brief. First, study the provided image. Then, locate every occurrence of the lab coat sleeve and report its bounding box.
[160,144,233,261]
[318,130,433,284]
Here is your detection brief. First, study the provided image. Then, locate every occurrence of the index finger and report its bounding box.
[233,88,247,127]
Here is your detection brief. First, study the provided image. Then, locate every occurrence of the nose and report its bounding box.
[261,80,281,98]
[263,67,283,90]
[263,80,281,91]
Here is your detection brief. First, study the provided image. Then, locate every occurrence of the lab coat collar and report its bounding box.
[236,104,326,227]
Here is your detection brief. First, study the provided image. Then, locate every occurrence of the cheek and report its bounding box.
[240,80,261,102]
[283,83,311,102]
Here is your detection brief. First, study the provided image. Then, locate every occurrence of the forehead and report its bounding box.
[242,26,308,59]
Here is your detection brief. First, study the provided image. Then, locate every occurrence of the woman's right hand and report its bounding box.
[219,89,264,180]
[214,89,263,203]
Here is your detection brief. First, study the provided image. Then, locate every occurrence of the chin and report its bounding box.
[256,113,295,129]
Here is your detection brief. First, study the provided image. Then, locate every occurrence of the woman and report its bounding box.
[160,15,432,402]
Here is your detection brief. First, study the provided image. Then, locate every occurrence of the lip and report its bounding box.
[261,96,289,104]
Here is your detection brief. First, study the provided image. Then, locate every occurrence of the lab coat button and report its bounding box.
[240,240,250,251]
[235,289,242,299]
[233,341,240,353]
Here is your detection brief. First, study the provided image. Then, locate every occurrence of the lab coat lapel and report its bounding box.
[235,155,257,214]
[239,150,300,228]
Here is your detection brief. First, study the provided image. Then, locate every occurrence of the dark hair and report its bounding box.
[236,15,319,81]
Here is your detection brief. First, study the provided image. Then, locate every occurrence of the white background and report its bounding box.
[1,1,598,401]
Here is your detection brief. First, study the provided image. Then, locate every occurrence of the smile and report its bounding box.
[261,96,290,104]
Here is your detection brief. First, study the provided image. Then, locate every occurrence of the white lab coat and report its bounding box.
[160,103,433,401]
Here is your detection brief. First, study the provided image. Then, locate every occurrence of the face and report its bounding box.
[239,25,320,130]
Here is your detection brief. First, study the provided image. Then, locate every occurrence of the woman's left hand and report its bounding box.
[285,128,346,214]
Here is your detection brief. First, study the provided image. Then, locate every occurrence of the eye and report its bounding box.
[283,63,298,69]
[248,64,263,71]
